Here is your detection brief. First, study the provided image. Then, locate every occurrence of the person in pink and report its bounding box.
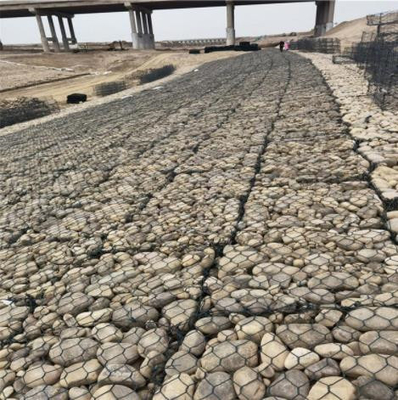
[284,41,290,51]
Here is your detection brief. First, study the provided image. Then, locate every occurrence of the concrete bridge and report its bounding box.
[0,0,335,51]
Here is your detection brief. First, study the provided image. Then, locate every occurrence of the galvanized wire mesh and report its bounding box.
[0,50,397,400]
[0,97,60,128]
[140,65,176,84]
[290,38,341,54]
[367,10,398,26]
[349,10,398,111]
[94,81,128,97]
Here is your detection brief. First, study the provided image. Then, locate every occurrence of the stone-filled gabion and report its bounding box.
[0,50,397,400]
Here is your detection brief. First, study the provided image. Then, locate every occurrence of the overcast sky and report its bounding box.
[0,1,397,44]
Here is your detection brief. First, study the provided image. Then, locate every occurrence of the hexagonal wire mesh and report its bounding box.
[349,10,398,111]
[0,49,397,400]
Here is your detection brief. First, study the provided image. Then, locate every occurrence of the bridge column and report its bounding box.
[136,11,145,49]
[58,16,70,51]
[31,10,50,53]
[126,5,140,49]
[47,15,60,52]
[314,0,335,36]
[226,1,235,46]
[147,11,155,49]
[142,11,150,49]
[67,17,77,44]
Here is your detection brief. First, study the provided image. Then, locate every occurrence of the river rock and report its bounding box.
[314,343,353,359]
[308,376,356,400]
[235,316,273,344]
[276,324,332,349]
[123,327,146,345]
[153,373,195,400]
[332,326,361,343]
[233,366,266,400]
[97,343,140,365]
[0,306,30,327]
[137,328,169,357]
[195,316,232,335]
[57,293,94,316]
[49,338,99,367]
[69,387,91,400]
[356,375,395,399]
[0,369,15,392]
[165,351,198,376]
[195,372,235,400]
[340,354,398,386]
[112,302,159,329]
[23,363,62,388]
[180,330,206,357]
[304,358,341,380]
[200,340,258,372]
[358,331,398,355]
[97,363,146,389]
[59,359,102,388]
[345,307,398,331]
[92,323,123,343]
[308,272,359,290]
[284,347,320,370]
[162,299,197,331]
[93,384,140,400]
[76,309,112,327]
[260,332,289,371]
[24,385,68,400]
[268,370,310,400]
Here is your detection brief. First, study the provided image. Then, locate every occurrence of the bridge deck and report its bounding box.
[0,0,312,18]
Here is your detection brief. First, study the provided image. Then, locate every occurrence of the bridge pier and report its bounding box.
[136,11,145,49]
[67,17,77,44]
[226,1,235,46]
[127,4,140,49]
[126,3,155,50]
[31,10,50,53]
[142,11,150,48]
[58,16,70,51]
[314,0,335,36]
[140,10,155,49]
[47,15,60,52]
[147,12,155,49]
[30,7,77,52]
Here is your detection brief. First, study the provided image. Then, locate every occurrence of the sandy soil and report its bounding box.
[0,49,239,106]
[0,50,241,136]
[0,49,153,72]
[324,16,377,51]
[257,17,377,52]
[257,31,313,48]
[0,60,77,91]
[0,50,155,97]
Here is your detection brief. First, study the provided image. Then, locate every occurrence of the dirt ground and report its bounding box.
[0,15,374,107]
[256,31,313,48]
[256,17,377,51]
[0,49,240,106]
[0,60,76,91]
[324,16,377,51]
